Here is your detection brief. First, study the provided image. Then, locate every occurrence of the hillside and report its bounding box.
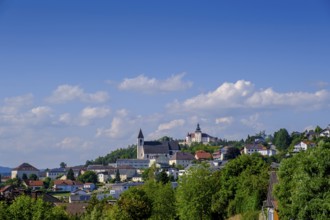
[85,145,137,166]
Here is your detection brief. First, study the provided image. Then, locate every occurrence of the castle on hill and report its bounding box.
[185,123,218,145]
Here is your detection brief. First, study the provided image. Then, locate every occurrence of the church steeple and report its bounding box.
[138,129,144,139]
[137,129,144,159]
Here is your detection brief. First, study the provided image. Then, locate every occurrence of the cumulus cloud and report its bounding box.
[148,119,185,139]
[96,109,138,139]
[56,137,92,150]
[118,73,193,93]
[169,80,330,112]
[158,119,185,131]
[215,117,234,125]
[79,106,111,126]
[31,106,52,117]
[241,113,264,132]
[1,94,34,115]
[47,85,109,104]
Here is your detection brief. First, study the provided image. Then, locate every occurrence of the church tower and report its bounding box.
[195,123,202,143]
[137,129,144,159]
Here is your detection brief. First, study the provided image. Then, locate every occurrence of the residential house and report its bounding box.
[109,182,144,199]
[212,150,221,160]
[69,189,91,203]
[320,126,330,138]
[244,144,276,156]
[304,130,317,140]
[83,183,96,192]
[53,180,83,192]
[195,150,212,160]
[87,165,114,173]
[137,129,180,160]
[116,159,150,169]
[293,141,316,152]
[97,172,110,183]
[111,165,137,181]
[185,124,218,145]
[46,168,67,180]
[11,163,40,179]
[263,171,279,220]
[169,152,195,168]
[24,180,44,191]
[131,174,143,182]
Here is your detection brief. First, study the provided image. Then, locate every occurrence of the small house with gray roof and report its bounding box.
[137,129,180,160]
[169,152,195,168]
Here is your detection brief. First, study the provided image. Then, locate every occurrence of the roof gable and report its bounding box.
[12,163,39,172]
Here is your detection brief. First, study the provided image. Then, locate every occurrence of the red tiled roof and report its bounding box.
[26,180,44,187]
[195,150,212,160]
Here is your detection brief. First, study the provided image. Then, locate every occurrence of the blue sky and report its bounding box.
[0,0,329,168]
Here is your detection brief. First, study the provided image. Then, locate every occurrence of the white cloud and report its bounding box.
[79,106,111,126]
[56,137,92,150]
[96,109,137,139]
[47,85,109,104]
[215,117,234,125]
[169,80,330,112]
[148,119,185,140]
[59,113,72,125]
[118,73,193,93]
[1,94,34,115]
[31,106,52,117]
[240,113,264,132]
[158,119,185,131]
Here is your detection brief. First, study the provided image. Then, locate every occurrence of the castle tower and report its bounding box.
[137,129,144,159]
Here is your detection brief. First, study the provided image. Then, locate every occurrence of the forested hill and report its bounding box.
[85,145,136,166]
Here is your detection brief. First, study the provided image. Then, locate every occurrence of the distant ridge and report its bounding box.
[0,166,11,174]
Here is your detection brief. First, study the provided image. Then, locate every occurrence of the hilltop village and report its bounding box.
[1,124,330,219]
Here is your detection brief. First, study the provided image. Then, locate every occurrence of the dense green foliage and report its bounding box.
[176,164,220,219]
[275,142,330,219]
[212,154,269,219]
[67,168,75,181]
[78,171,98,184]
[143,181,176,220]
[0,195,69,220]
[181,143,220,154]
[86,145,137,166]
[273,128,291,151]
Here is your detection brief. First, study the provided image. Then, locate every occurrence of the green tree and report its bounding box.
[43,177,52,189]
[22,173,28,181]
[315,125,323,134]
[274,128,291,151]
[67,168,75,180]
[224,147,241,160]
[156,169,169,184]
[143,180,176,220]
[78,171,98,184]
[112,187,152,220]
[212,154,269,218]
[176,165,220,220]
[115,169,121,182]
[8,195,69,220]
[0,202,9,220]
[0,174,2,184]
[60,162,67,168]
[29,173,38,180]
[274,144,330,219]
